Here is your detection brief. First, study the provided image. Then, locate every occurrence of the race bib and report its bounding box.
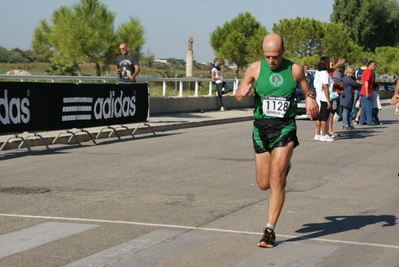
[262,96,290,118]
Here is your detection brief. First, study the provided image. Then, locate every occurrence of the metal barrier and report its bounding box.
[0,74,240,97]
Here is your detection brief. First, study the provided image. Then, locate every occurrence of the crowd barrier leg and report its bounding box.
[96,126,122,140]
[52,130,81,146]
[132,123,156,137]
[70,129,97,145]
[117,125,135,139]
[0,134,31,152]
[23,132,50,150]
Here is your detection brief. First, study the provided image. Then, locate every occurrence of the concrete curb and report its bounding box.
[0,115,253,151]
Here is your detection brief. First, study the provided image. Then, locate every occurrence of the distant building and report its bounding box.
[153,59,168,64]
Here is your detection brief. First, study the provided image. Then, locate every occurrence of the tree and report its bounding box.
[31,0,145,76]
[374,47,399,75]
[331,0,399,51]
[272,18,363,68]
[320,22,363,64]
[31,19,53,62]
[210,12,268,78]
[272,17,325,58]
[116,17,146,61]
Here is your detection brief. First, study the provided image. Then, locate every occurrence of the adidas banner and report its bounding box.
[0,82,149,134]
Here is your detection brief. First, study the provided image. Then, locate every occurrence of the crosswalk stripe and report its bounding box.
[0,222,98,259]
[234,241,338,267]
[64,229,182,267]
[105,230,215,267]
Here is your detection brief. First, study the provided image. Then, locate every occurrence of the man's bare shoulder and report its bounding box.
[291,62,305,81]
[246,60,261,78]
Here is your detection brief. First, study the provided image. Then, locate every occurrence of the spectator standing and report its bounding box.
[211,58,233,111]
[371,84,382,125]
[313,57,333,142]
[327,67,343,138]
[235,33,318,248]
[332,64,345,121]
[353,58,368,122]
[115,43,140,82]
[359,61,377,125]
[341,66,361,130]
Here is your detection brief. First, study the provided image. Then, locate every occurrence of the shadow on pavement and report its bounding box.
[0,132,180,160]
[282,214,397,244]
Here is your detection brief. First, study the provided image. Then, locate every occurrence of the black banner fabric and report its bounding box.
[0,82,149,134]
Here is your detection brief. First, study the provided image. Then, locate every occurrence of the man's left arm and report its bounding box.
[292,63,318,120]
[131,64,140,81]
[391,81,399,105]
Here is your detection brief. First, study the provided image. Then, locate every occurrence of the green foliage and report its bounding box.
[116,16,146,60]
[46,62,77,75]
[273,17,325,58]
[210,12,268,77]
[331,0,399,51]
[373,47,399,75]
[140,53,154,68]
[0,47,31,63]
[272,18,364,67]
[31,19,53,62]
[31,0,145,76]
[321,22,363,63]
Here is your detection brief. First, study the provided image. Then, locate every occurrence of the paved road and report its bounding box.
[0,104,398,266]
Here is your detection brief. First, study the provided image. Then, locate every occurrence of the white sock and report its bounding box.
[266,223,275,230]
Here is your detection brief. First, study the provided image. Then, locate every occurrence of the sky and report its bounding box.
[0,0,335,63]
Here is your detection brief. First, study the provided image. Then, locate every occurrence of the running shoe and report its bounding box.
[314,134,321,141]
[258,228,276,248]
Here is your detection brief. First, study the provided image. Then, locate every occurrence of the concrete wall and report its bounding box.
[150,95,254,114]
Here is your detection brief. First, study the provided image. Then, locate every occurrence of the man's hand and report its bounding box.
[391,94,399,105]
[305,97,319,120]
[235,83,252,101]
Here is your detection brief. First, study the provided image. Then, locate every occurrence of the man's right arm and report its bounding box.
[235,62,258,101]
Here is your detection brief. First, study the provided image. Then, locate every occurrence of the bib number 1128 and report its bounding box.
[262,96,290,118]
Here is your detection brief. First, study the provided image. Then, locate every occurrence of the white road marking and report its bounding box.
[64,229,183,267]
[0,222,98,259]
[106,231,214,267]
[1,213,398,250]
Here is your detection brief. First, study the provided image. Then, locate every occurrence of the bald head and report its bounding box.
[262,33,285,70]
[262,33,284,50]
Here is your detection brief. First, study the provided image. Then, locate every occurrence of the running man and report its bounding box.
[235,33,318,248]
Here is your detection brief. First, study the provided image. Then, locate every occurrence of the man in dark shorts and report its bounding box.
[235,33,318,248]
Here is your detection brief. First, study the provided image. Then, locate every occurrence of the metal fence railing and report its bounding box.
[0,75,241,97]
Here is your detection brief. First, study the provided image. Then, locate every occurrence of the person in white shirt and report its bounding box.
[371,84,382,124]
[211,58,233,111]
[313,57,334,142]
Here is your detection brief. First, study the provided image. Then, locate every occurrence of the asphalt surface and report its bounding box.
[0,100,398,266]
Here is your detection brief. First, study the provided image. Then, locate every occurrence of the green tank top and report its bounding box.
[253,58,297,120]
